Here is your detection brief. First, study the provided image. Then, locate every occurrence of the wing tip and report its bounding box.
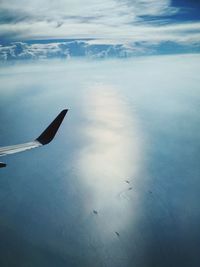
[61,109,68,115]
[36,109,68,145]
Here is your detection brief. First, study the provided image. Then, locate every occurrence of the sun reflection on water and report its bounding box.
[77,83,143,238]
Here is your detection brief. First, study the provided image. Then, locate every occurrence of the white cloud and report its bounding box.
[122,0,177,16]
[0,0,199,49]
[0,19,200,46]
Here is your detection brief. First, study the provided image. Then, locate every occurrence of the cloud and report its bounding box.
[0,37,199,61]
[0,19,200,45]
[0,0,199,54]
[121,0,177,17]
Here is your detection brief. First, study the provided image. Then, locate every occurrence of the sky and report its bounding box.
[0,0,200,48]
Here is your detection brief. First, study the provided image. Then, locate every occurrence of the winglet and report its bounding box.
[36,109,68,145]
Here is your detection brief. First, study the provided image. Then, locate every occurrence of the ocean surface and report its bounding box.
[0,54,200,267]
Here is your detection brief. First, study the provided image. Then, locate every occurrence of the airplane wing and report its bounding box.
[0,109,68,167]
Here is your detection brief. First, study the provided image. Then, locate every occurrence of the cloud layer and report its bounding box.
[0,0,200,56]
[0,39,199,61]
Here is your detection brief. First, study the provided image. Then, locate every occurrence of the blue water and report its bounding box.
[0,55,200,267]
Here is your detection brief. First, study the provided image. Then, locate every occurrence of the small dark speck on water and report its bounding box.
[115,232,120,237]
[93,210,98,215]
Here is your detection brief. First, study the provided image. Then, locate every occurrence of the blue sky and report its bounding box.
[0,0,200,55]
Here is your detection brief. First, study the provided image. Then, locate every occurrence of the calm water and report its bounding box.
[0,55,200,267]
